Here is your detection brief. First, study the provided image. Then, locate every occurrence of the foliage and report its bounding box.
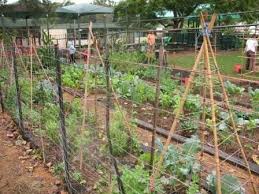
[62,65,84,89]
[184,94,201,112]
[37,30,55,68]
[110,51,145,73]
[207,172,245,194]
[224,81,245,96]
[53,162,64,176]
[136,66,156,80]
[112,73,155,103]
[180,114,199,133]
[212,0,259,23]
[132,79,155,103]
[4,83,17,116]
[72,171,86,184]
[87,66,106,91]
[110,107,139,156]
[41,102,60,143]
[157,136,201,186]
[119,165,165,194]
[248,87,259,112]
[34,79,55,104]
[187,174,200,194]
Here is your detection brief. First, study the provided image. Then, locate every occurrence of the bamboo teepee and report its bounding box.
[150,13,258,194]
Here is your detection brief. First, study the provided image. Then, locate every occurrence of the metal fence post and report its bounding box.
[149,41,163,174]
[104,44,125,194]
[54,45,73,193]
[12,44,25,136]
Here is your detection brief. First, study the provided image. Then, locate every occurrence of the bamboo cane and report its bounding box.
[150,43,204,182]
[203,34,222,194]
[206,33,258,194]
[150,13,217,182]
[30,35,33,114]
[79,21,93,170]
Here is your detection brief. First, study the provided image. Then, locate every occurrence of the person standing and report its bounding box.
[147,31,156,64]
[68,42,76,63]
[245,34,258,71]
[147,31,156,52]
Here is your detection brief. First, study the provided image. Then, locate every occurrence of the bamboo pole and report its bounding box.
[200,42,207,158]
[150,43,204,182]
[30,35,33,114]
[203,34,222,194]
[206,33,258,194]
[79,21,93,170]
[200,13,222,194]
[150,14,217,182]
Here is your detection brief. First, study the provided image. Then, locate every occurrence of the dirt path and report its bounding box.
[0,113,63,194]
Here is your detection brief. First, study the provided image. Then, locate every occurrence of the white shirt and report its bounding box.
[68,44,76,54]
[245,38,258,53]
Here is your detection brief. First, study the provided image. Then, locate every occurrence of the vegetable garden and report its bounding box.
[0,16,259,194]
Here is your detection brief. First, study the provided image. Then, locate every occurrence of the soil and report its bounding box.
[113,97,259,163]
[0,113,64,194]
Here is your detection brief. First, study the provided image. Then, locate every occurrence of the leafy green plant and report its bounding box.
[132,80,155,103]
[224,81,245,96]
[248,87,259,111]
[112,74,155,104]
[38,30,55,68]
[41,103,60,143]
[119,165,165,194]
[110,51,145,73]
[34,79,55,104]
[180,115,199,133]
[136,66,156,80]
[160,93,174,108]
[187,174,200,194]
[157,136,201,184]
[72,171,86,184]
[53,162,64,176]
[62,66,84,89]
[207,172,245,194]
[110,108,139,156]
[184,94,201,112]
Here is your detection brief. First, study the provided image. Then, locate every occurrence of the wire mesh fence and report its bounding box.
[0,16,258,194]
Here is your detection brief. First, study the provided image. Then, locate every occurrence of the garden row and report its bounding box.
[0,49,257,193]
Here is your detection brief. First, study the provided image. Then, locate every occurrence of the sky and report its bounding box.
[7,0,121,4]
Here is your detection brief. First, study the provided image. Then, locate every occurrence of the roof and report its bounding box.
[56,3,113,16]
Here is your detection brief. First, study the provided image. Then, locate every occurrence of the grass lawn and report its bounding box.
[168,50,259,81]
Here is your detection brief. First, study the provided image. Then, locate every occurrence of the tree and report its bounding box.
[114,0,207,28]
[115,0,259,28]
[211,0,259,23]
[114,0,156,26]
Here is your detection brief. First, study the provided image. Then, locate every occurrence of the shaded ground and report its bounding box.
[0,113,63,194]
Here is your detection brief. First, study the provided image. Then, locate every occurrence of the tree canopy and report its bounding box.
[114,0,259,28]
